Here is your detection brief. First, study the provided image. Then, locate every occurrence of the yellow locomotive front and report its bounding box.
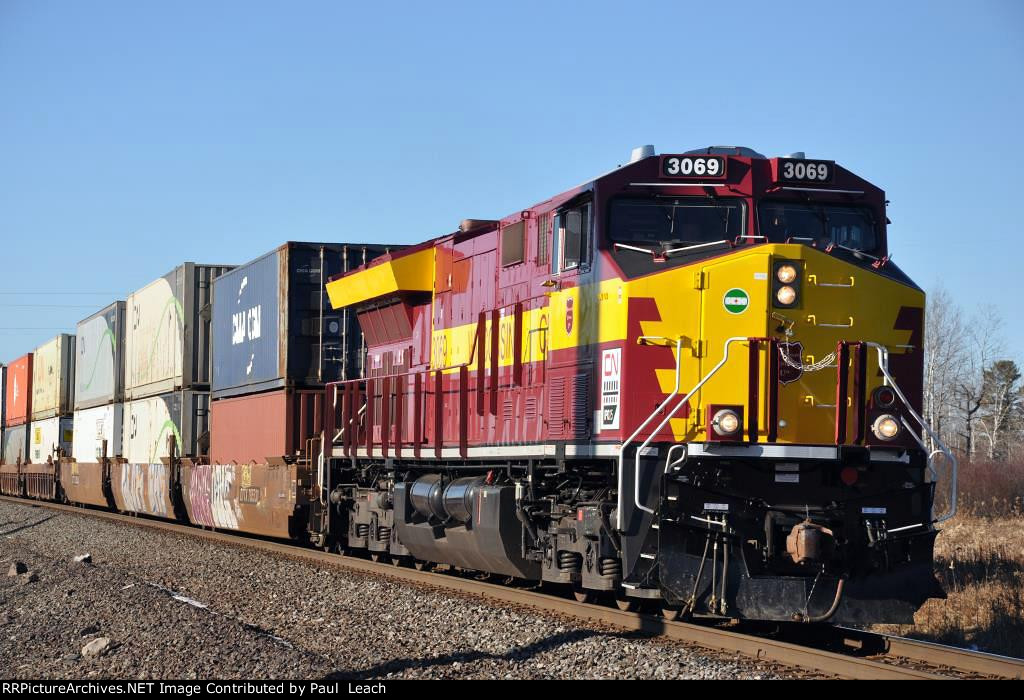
[603,148,952,623]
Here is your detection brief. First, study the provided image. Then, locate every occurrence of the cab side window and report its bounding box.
[554,201,591,273]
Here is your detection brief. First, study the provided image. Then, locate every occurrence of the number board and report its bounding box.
[775,158,834,184]
[660,155,727,180]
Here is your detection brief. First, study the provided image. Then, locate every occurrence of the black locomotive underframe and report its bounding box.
[314,446,944,624]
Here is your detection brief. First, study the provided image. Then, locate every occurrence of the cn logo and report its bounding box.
[603,350,620,377]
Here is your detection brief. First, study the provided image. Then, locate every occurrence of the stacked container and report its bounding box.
[3,354,33,464]
[73,301,127,461]
[209,243,388,463]
[123,263,232,463]
[0,365,5,459]
[29,335,76,462]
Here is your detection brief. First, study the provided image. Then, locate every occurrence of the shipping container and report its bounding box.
[75,301,126,410]
[211,243,391,399]
[2,424,28,464]
[0,365,5,456]
[125,263,233,400]
[4,354,32,427]
[30,416,73,462]
[122,391,209,464]
[210,387,323,464]
[31,334,76,420]
[72,403,124,462]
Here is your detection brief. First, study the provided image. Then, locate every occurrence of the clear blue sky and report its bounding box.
[1,0,1022,364]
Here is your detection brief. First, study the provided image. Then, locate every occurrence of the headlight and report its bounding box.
[712,409,741,436]
[872,414,900,441]
[776,285,797,305]
[776,264,798,284]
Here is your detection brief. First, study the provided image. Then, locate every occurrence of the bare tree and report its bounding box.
[956,305,1005,458]
[923,286,968,452]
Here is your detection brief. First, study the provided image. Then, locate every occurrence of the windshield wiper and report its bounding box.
[829,242,881,261]
[613,242,658,256]
[662,240,731,257]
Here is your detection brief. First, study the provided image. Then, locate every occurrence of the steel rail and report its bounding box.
[5,496,1020,679]
[834,627,1024,679]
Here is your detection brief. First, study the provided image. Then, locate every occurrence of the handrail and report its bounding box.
[617,335,749,530]
[865,342,958,523]
[616,336,683,530]
[632,337,750,522]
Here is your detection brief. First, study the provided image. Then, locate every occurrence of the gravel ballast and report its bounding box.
[0,500,794,679]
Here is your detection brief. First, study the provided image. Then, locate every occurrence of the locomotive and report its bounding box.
[316,145,956,624]
[0,145,956,626]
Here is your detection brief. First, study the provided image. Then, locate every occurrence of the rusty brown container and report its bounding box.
[210,388,323,464]
[110,461,177,519]
[23,462,58,500]
[60,461,112,508]
[0,464,21,496]
[181,462,303,539]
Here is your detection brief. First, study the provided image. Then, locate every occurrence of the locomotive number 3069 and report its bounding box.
[778,159,833,183]
[661,155,726,178]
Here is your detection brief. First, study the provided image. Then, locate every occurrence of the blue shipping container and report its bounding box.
[211,242,393,399]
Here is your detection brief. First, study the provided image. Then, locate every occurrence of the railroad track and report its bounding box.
[2,495,1021,680]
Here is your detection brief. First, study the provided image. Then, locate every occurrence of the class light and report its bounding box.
[712,409,741,436]
[873,386,897,408]
[776,285,797,305]
[872,414,901,441]
[776,264,798,284]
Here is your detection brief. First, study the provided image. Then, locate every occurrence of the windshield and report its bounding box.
[758,202,879,251]
[608,197,745,249]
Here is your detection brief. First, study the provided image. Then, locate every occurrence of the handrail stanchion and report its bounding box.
[618,336,750,529]
[616,337,683,530]
[747,339,760,443]
[865,342,958,523]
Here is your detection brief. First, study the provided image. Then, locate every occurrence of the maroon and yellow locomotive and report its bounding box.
[320,145,954,623]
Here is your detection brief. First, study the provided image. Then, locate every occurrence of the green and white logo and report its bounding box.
[723,288,750,314]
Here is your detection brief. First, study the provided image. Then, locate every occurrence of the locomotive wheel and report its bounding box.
[369,552,386,563]
[572,588,596,604]
[614,594,639,612]
[412,559,430,571]
[391,556,410,568]
[661,605,682,621]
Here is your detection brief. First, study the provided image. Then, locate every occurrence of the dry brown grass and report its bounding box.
[872,461,1024,658]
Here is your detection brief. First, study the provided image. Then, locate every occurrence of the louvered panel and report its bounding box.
[525,397,538,422]
[548,377,567,437]
[572,373,590,438]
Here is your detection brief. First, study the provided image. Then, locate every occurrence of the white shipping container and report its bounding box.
[30,416,73,463]
[75,302,126,409]
[3,424,28,465]
[72,404,124,462]
[122,391,209,464]
[125,263,232,400]
[31,334,76,420]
